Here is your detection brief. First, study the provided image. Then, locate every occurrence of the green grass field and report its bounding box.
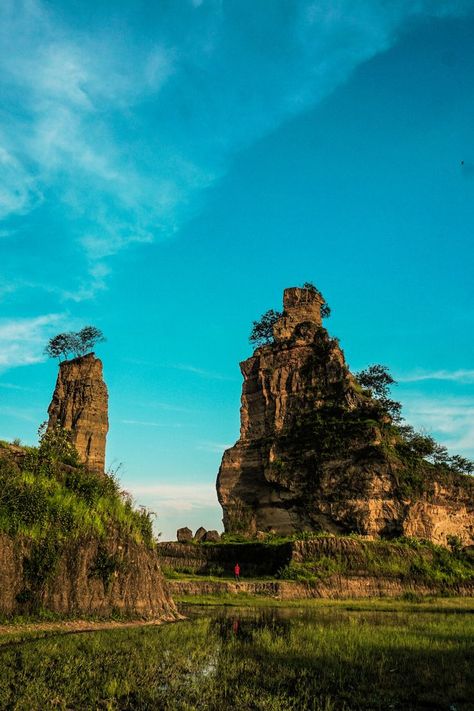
[0,599,472,710]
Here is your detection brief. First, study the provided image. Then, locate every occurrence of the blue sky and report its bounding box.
[1,1,473,540]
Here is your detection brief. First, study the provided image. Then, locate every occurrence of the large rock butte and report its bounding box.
[217,287,474,545]
[47,353,108,474]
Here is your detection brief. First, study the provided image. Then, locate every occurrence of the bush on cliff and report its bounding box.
[0,427,154,548]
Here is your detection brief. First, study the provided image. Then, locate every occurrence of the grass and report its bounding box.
[0,440,154,548]
[175,592,474,610]
[163,534,474,589]
[0,601,472,709]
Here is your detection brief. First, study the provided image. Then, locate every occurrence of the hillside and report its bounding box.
[0,433,175,619]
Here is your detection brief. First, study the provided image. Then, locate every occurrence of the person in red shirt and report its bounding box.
[234,562,240,581]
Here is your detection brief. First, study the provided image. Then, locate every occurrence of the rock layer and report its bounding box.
[167,578,474,600]
[0,532,177,619]
[47,353,108,474]
[217,287,474,545]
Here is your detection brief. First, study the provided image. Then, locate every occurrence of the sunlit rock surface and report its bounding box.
[217,287,474,545]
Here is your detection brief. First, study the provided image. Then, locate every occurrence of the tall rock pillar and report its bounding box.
[47,353,109,475]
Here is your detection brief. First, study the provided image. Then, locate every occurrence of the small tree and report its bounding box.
[249,309,282,347]
[37,421,80,467]
[76,326,106,356]
[44,332,78,361]
[302,282,331,318]
[355,364,401,421]
[45,326,105,361]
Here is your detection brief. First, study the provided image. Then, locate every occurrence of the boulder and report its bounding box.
[194,527,207,542]
[203,530,221,543]
[177,527,193,543]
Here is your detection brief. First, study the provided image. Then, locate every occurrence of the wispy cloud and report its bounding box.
[0,313,68,370]
[1,0,471,300]
[0,382,36,392]
[402,394,474,457]
[121,419,185,428]
[134,401,195,414]
[197,441,232,453]
[124,481,217,513]
[398,369,474,384]
[123,358,233,381]
[171,364,233,381]
[0,405,42,423]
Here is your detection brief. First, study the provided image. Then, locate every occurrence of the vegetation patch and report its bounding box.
[0,429,156,610]
[0,429,154,547]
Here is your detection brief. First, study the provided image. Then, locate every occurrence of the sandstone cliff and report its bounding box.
[0,531,177,619]
[47,353,108,474]
[217,287,474,545]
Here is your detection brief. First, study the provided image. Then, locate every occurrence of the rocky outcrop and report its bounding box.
[0,532,177,619]
[47,353,108,474]
[217,287,474,545]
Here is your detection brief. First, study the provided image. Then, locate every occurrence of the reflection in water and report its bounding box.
[210,607,292,643]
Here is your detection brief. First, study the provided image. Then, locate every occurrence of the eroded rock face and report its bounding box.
[47,354,108,474]
[0,532,177,619]
[217,287,474,546]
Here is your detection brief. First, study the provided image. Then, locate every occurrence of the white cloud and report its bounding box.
[1,0,472,299]
[402,394,474,457]
[172,364,233,380]
[124,481,217,513]
[121,419,185,428]
[0,405,41,423]
[0,382,36,391]
[123,479,222,540]
[197,441,232,453]
[0,313,67,370]
[0,145,42,218]
[398,369,474,384]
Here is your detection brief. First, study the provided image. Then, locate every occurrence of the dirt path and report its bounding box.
[0,614,184,646]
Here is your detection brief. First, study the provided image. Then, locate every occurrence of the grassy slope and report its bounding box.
[0,440,153,547]
[0,439,156,612]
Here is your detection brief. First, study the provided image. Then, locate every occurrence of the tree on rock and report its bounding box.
[45,326,106,361]
[355,363,401,421]
[76,326,106,356]
[249,309,282,347]
[44,333,76,361]
[302,282,331,318]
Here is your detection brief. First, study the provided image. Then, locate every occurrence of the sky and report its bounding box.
[1,0,473,540]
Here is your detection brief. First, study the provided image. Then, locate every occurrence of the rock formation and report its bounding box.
[47,353,108,474]
[217,287,474,546]
[177,527,193,543]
